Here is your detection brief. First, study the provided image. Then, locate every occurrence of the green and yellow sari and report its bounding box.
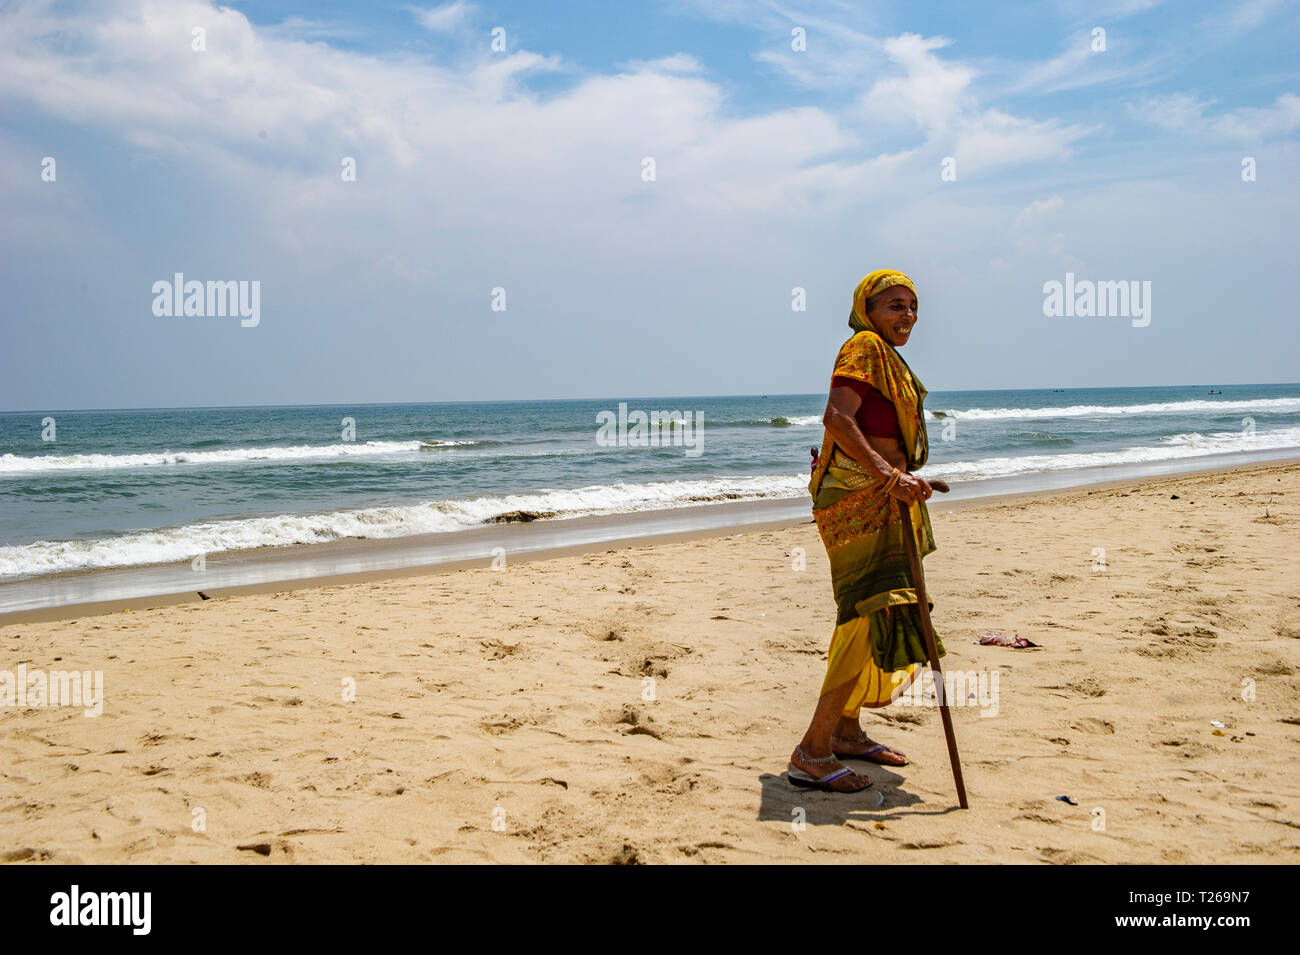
[808,269,945,714]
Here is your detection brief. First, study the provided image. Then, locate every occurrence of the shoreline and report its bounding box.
[4,452,1298,625]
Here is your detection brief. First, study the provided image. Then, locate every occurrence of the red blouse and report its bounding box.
[831,375,902,439]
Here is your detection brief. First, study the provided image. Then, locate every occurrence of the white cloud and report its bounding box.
[954,110,1094,173]
[619,54,705,75]
[0,0,890,257]
[1001,31,1173,96]
[859,34,974,133]
[1054,0,1165,18]
[855,33,1095,174]
[752,19,885,92]
[1214,93,1300,140]
[261,17,367,42]
[669,0,889,92]
[1013,195,1065,230]
[413,1,474,33]
[1200,0,1285,38]
[1129,91,1300,140]
[1127,92,1217,131]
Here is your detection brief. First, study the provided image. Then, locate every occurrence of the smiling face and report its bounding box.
[865,284,918,346]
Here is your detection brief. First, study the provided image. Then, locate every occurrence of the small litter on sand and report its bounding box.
[1055,795,1078,806]
[979,631,1040,649]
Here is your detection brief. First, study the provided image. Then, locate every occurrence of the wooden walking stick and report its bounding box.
[896,479,969,809]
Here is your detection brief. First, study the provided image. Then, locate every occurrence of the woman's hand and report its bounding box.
[887,471,932,503]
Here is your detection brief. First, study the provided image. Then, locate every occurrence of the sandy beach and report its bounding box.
[2,461,1297,864]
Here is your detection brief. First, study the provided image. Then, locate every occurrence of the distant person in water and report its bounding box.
[809,446,819,474]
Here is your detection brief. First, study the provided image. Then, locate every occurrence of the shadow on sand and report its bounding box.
[757,769,962,827]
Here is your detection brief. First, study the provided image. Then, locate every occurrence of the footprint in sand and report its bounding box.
[1070,717,1115,734]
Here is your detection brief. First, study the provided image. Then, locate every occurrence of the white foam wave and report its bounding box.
[926,396,1300,422]
[0,473,807,577]
[0,440,454,475]
[922,427,1300,480]
[6,426,1298,579]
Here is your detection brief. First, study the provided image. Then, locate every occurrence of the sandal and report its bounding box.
[787,745,872,793]
[832,732,909,766]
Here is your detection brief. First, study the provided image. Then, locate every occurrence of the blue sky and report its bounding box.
[2,0,1298,410]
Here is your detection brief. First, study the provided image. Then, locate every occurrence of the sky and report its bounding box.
[1,0,1298,410]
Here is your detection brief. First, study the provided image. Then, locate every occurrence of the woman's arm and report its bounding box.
[823,384,932,502]
[823,383,895,480]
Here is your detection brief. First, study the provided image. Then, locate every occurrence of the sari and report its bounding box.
[808,274,945,715]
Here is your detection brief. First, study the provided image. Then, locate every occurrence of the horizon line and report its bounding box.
[3,381,1297,416]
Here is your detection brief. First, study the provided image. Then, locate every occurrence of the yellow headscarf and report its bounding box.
[849,269,917,333]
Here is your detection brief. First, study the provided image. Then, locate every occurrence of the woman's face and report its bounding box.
[866,285,918,347]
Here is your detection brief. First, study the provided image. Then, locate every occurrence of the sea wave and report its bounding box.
[924,427,1300,480]
[926,396,1300,422]
[1007,430,1075,446]
[5,426,1298,578]
[719,415,822,427]
[0,473,807,577]
[0,417,831,476]
[0,440,482,475]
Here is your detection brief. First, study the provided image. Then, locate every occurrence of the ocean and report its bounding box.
[2,383,1299,582]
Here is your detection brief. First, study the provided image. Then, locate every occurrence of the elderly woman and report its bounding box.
[788,269,944,793]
